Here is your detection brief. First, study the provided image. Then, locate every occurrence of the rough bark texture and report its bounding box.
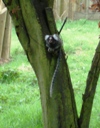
[79,42,100,128]
[2,0,100,128]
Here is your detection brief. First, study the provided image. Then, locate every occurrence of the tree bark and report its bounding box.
[79,41,100,128]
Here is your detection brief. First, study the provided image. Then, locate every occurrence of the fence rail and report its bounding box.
[53,0,100,20]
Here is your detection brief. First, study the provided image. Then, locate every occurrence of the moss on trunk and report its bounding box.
[3,0,100,128]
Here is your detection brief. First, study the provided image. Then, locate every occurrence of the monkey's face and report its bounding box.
[46,36,57,48]
[45,34,62,53]
[47,36,55,44]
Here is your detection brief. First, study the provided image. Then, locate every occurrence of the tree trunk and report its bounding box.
[3,0,100,128]
[79,42,100,128]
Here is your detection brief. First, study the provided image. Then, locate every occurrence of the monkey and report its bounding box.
[44,17,67,97]
[45,34,62,53]
[45,34,62,97]
[49,47,62,97]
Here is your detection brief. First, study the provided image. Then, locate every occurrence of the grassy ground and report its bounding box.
[0,19,100,128]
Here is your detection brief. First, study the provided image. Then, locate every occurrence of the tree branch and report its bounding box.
[79,41,100,128]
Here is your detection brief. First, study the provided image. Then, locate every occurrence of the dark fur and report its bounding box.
[45,34,62,97]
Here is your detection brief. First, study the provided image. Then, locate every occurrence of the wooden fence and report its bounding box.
[0,0,11,64]
[53,0,100,20]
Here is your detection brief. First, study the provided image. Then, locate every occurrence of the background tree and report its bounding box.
[2,0,100,128]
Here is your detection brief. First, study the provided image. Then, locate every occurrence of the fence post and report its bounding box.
[1,11,11,62]
[0,0,11,64]
[53,0,68,20]
[0,7,7,61]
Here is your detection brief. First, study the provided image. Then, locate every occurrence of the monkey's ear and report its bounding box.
[53,34,59,41]
[45,35,50,41]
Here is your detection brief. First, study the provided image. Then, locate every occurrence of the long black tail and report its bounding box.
[50,50,61,97]
[58,17,67,35]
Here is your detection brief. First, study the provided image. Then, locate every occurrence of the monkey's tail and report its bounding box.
[50,50,61,97]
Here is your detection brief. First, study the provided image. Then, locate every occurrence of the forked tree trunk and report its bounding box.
[3,0,100,128]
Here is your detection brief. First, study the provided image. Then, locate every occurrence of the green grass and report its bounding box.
[0,28,43,128]
[62,19,100,128]
[0,19,100,128]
